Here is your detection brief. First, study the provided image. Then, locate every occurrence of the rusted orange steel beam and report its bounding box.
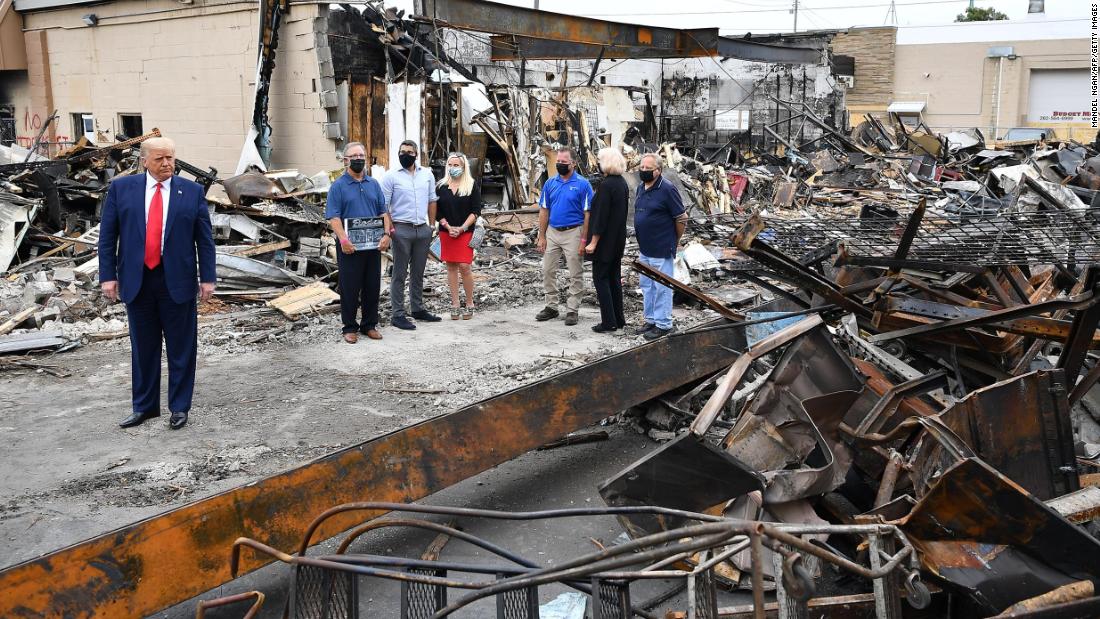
[0,324,746,618]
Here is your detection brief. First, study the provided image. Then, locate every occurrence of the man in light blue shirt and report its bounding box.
[535,148,593,326]
[381,140,440,330]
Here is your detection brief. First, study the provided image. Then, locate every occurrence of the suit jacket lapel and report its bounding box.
[163,176,181,241]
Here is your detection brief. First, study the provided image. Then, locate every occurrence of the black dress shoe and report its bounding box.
[169,411,188,430]
[643,326,674,341]
[119,410,160,428]
[592,323,617,333]
[412,310,442,322]
[392,316,417,330]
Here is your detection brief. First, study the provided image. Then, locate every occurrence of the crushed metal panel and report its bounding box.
[598,434,764,540]
[0,198,40,272]
[215,253,308,287]
[722,327,865,503]
[898,458,1100,615]
[933,370,1079,501]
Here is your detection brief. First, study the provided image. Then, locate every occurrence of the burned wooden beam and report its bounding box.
[420,0,717,52]
[632,259,745,322]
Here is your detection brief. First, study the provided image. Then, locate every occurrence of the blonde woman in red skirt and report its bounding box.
[436,152,483,319]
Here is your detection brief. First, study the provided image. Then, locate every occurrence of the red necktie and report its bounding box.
[145,182,163,269]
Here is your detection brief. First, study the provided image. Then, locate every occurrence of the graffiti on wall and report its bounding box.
[12,109,71,154]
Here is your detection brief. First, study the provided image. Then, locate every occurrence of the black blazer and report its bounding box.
[436,182,483,229]
[588,174,628,263]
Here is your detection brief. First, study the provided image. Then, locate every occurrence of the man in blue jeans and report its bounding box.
[633,153,686,341]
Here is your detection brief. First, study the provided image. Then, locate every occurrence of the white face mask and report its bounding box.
[448,167,462,178]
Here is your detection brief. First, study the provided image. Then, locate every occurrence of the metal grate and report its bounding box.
[592,578,631,619]
[291,564,358,619]
[495,580,538,619]
[401,568,447,619]
[717,210,1100,267]
[689,569,719,619]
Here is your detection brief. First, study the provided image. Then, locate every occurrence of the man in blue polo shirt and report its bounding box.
[326,142,392,344]
[535,148,593,326]
[634,153,687,340]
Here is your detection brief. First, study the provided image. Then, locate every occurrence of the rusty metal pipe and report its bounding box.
[298,502,726,555]
[195,591,264,619]
[430,529,739,618]
[232,538,488,589]
[334,518,526,565]
[874,451,905,508]
[749,532,766,619]
[758,525,911,581]
[230,538,292,577]
[332,518,629,613]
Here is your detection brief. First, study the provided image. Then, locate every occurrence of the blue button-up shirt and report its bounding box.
[325,172,388,220]
[539,173,593,228]
[381,164,438,225]
[634,175,685,259]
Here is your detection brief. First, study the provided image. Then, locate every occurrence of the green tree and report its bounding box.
[955,7,1009,22]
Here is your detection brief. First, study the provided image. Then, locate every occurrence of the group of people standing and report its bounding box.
[328,140,688,344]
[325,140,482,344]
[537,147,687,341]
[95,134,686,432]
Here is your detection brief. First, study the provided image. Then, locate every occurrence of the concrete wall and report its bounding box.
[830,26,895,117]
[16,0,339,175]
[894,36,1090,140]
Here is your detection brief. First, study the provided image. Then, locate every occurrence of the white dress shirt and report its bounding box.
[144,173,172,252]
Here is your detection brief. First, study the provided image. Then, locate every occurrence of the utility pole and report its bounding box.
[884,0,897,25]
[792,0,799,32]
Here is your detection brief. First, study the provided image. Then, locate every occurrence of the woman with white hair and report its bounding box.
[585,147,629,332]
[436,152,483,319]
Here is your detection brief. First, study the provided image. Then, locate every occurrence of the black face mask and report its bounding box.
[348,158,366,173]
[639,169,656,183]
[556,163,571,177]
[399,153,417,169]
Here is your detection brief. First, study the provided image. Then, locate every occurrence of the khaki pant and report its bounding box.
[542,225,584,312]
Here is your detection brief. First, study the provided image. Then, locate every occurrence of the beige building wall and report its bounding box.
[894,37,1090,140]
[17,0,339,175]
[0,0,27,70]
[830,26,895,123]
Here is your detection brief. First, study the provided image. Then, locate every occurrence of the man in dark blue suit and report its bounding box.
[99,137,216,430]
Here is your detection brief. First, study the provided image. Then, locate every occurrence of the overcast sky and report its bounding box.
[486,0,1087,35]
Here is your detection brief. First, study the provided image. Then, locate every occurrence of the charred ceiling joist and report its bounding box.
[418,0,822,64]
[488,34,823,64]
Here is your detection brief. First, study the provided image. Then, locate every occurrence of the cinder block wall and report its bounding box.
[18,0,339,176]
[830,26,895,109]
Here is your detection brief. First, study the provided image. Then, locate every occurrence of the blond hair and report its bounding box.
[140,137,176,158]
[597,147,626,175]
[437,152,475,197]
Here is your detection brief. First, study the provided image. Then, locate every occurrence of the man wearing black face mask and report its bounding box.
[633,153,686,341]
[381,140,440,330]
[327,142,392,343]
[535,147,594,326]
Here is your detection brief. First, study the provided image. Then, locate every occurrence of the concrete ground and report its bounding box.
[0,302,657,569]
